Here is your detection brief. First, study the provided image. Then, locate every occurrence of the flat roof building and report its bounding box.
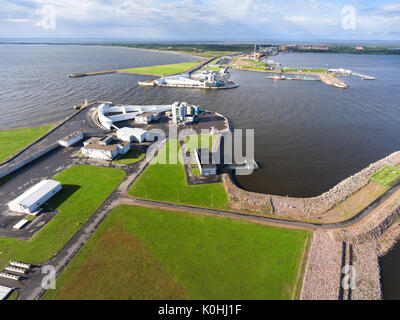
[81,136,130,161]
[135,112,160,124]
[117,127,147,143]
[8,180,62,215]
[59,131,83,147]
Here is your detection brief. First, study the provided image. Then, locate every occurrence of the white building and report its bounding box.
[117,127,147,143]
[0,286,13,300]
[135,112,160,124]
[81,144,119,160]
[8,180,62,215]
[58,132,83,147]
[81,136,130,160]
[172,102,187,124]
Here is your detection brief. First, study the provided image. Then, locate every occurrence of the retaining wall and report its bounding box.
[224,151,400,218]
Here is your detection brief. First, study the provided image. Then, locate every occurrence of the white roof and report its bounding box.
[8,180,61,209]
[118,127,147,135]
[13,219,29,230]
[0,285,12,300]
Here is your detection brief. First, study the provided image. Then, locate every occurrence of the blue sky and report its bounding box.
[1,0,399,40]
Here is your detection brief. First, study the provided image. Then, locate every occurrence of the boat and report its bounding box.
[270,74,286,80]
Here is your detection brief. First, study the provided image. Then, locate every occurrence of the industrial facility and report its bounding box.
[139,71,225,89]
[8,179,62,215]
[171,102,200,125]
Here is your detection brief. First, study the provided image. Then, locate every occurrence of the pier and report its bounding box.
[352,73,376,80]
[319,74,348,88]
[69,70,116,78]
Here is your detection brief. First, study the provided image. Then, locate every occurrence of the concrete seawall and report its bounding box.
[0,144,59,180]
[224,150,400,219]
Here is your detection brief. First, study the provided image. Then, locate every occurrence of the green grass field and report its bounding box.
[120,61,201,76]
[128,139,228,209]
[0,165,125,268]
[42,205,311,300]
[0,125,53,162]
[114,148,145,164]
[368,165,400,186]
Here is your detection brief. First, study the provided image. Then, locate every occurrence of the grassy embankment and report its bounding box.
[0,125,53,163]
[114,149,145,164]
[128,138,228,209]
[231,58,267,71]
[311,166,400,223]
[369,165,400,187]
[0,165,125,268]
[43,205,311,300]
[119,61,201,76]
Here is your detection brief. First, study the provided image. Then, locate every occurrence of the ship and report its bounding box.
[270,74,286,80]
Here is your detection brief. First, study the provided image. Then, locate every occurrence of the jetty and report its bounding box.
[319,74,348,88]
[69,70,116,78]
[352,72,376,80]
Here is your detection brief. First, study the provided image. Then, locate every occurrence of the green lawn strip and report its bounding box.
[119,62,201,76]
[191,166,200,177]
[128,139,228,209]
[0,125,53,162]
[0,165,125,268]
[6,290,18,300]
[368,165,400,186]
[43,205,311,300]
[114,148,145,164]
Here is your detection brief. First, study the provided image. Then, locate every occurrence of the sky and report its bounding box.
[0,0,400,41]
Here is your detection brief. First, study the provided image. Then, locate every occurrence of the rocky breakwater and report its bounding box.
[223,151,400,219]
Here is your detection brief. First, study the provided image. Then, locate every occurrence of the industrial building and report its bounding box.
[172,102,200,125]
[81,135,130,160]
[194,148,217,176]
[135,112,160,124]
[117,127,147,143]
[8,180,62,215]
[97,103,172,130]
[0,285,13,300]
[58,131,83,147]
[154,72,223,88]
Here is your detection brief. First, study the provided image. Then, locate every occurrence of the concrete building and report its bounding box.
[0,286,13,300]
[135,112,160,124]
[58,131,83,147]
[194,148,217,176]
[117,127,147,143]
[8,180,62,215]
[172,102,187,124]
[81,135,130,160]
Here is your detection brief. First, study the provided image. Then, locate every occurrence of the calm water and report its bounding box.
[1,44,400,298]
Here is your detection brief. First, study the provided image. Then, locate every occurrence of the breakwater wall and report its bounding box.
[224,150,400,218]
[0,144,59,180]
